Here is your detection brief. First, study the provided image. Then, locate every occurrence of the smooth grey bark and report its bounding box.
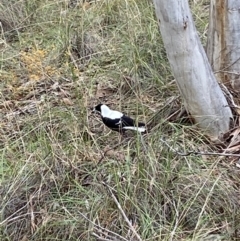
[207,0,240,91]
[153,0,232,140]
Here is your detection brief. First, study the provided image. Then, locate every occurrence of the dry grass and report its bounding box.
[0,0,240,240]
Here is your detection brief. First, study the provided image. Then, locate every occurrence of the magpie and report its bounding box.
[92,104,146,133]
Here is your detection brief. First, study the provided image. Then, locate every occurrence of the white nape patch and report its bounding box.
[101,105,123,119]
[123,126,146,133]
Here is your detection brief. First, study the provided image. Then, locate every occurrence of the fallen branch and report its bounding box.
[159,138,240,157]
[103,182,143,241]
[78,212,128,241]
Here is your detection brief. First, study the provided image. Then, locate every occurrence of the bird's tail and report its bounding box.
[138,122,145,127]
[122,125,146,133]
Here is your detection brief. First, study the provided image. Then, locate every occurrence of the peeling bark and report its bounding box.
[153,0,232,140]
[207,0,240,91]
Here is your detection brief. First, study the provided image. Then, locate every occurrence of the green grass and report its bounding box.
[0,0,240,240]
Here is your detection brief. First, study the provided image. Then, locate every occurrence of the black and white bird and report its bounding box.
[93,104,146,133]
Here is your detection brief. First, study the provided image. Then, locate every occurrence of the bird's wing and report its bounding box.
[102,117,122,128]
[115,119,122,125]
[121,116,146,132]
[120,115,135,127]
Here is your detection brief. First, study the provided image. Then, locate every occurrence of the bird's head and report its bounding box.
[92,104,103,115]
[92,104,112,117]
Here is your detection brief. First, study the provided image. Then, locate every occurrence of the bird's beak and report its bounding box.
[91,107,101,116]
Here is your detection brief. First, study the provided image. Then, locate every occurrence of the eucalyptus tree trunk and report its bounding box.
[153,0,232,140]
[207,0,240,91]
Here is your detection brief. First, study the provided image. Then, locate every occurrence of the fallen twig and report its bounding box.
[103,182,143,241]
[159,138,240,157]
[78,212,128,241]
